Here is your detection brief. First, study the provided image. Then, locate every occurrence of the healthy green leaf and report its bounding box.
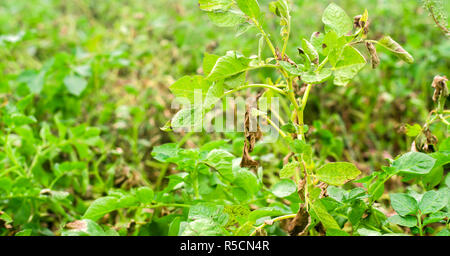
[391,152,436,175]
[271,179,296,198]
[207,51,251,81]
[388,215,417,227]
[333,46,366,86]
[315,162,361,186]
[419,190,447,214]
[390,193,418,216]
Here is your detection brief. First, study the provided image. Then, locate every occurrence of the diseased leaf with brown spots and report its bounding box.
[377,36,414,63]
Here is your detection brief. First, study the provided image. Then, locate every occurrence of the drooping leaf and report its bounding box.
[390,193,418,216]
[377,36,414,64]
[315,162,361,186]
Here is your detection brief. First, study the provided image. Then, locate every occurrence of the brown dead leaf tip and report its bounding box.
[240,104,262,169]
[66,220,87,231]
[431,75,448,102]
[365,41,379,69]
[353,15,369,34]
[288,204,311,236]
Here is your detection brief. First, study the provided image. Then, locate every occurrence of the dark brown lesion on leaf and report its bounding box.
[288,204,311,236]
[431,75,448,102]
[240,104,262,169]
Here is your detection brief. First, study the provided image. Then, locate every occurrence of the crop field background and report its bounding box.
[0,0,449,236]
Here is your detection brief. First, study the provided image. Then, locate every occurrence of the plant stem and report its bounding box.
[263,115,287,138]
[223,84,286,97]
[417,213,424,236]
[298,84,312,140]
[250,213,297,236]
[252,18,290,80]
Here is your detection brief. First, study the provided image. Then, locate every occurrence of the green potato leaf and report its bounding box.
[315,162,361,186]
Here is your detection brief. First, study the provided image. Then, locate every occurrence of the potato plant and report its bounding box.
[147,0,448,236]
[0,0,448,237]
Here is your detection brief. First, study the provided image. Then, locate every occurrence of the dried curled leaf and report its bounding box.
[431,75,448,102]
[353,12,369,34]
[365,41,379,69]
[288,204,311,236]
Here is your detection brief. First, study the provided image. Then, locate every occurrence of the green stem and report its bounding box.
[417,213,424,236]
[223,84,286,97]
[263,115,287,138]
[298,84,312,140]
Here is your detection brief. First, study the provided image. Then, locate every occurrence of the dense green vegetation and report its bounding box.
[0,0,448,236]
